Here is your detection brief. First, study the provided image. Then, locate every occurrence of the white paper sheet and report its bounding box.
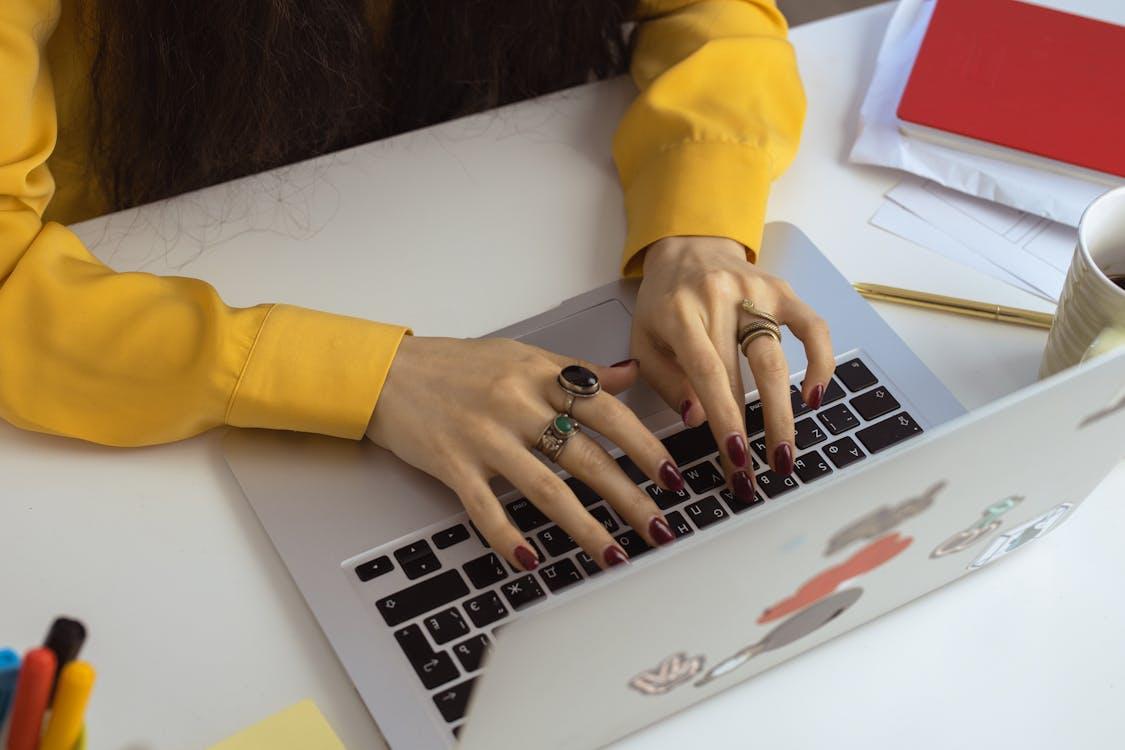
[849,0,1117,227]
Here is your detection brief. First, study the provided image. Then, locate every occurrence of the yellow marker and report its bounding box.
[38,661,96,750]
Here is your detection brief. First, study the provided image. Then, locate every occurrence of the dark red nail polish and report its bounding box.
[649,517,676,546]
[611,358,638,368]
[515,544,539,571]
[659,460,685,491]
[808,383,825,410]
[604,545,630,567]
[774,443,794,476]
[732,471,756,502]
[726,433,748,468]
[680,400,692,425]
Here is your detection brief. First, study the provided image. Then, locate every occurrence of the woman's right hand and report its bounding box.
[365,336,686,572]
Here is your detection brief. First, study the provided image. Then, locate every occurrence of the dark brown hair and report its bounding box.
[87,0,637,212]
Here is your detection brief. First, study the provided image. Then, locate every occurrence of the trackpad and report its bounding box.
[515,300,667,420]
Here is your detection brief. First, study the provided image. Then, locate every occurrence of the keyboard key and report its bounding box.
[756,470,799,498]
[616,454,647,484]
[794,418,828,450]
[505,498,550,532]
[849,387,901,421]
[394,540,442,580]
[719,486,765,514]
[394,624,460,689]
[665,510,695,537]
[452,634,491,672]
[424,607,471,645]
[462,590,509,628]
[817,403,859,435]
[615,530,653,558]
[790,385,813,416]
[793,451,833,483]
[822,378,846,405]
[683,461,724,494]
[836,358,877,392]
[433,678,476,723]
[432,524,470,550]
[684,496,729,529]
[646,483,691,510]
[856,412,923,453]
[537,526,578,557]
[377,570,470,627]
[824,436,866,468]
[662,425,718,467]
[463,553,508,589]
[588,505,620,533]
[539,558,584,593]
[501,575,545,610]
[746,400,765,435]
[566,477,600,507]
[750,436,769,463]
[354,555,393,582]
[575,551,601,577]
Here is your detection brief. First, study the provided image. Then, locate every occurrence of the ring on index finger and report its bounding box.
[738,320,782,355]
[741,299,782,328]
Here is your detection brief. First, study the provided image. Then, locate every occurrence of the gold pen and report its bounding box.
[852,282,1055,330]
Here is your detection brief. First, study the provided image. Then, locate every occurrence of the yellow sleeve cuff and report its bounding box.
[620,142,771,277]
[226,304,410,440]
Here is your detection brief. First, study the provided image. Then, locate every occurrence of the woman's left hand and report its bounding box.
[631,235,836,503]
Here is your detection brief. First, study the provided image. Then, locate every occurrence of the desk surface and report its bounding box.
[4,3,1123,748]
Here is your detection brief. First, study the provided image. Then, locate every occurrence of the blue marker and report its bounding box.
[0,647,21,730]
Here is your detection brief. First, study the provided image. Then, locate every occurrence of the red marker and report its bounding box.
[5,647,57,750]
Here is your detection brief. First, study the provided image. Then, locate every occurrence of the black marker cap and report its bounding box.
[42,617,87,674]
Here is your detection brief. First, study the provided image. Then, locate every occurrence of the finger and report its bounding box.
[556,387,686,492]
[743,334,796,476]
[452,470,539,572]
[553,431,676,552]
[497,438,632,569]
[779,297,835,408]
[631,335,702,427]
[673,319,756,495]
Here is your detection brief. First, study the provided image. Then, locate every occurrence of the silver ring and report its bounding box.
[741,299,781,327]
[535,413,581,463]
[557,365,601,405]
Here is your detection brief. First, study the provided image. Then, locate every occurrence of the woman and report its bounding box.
[0,1,833,572]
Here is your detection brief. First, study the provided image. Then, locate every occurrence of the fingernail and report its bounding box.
[659,460,685,491]
[808,383,825,410]
[733,471,756,502]
[774,443,794,476]
[604,544,630,567]
[514,544,539,571]
[680,400,692,425]
[611,358,638,368]
[725,433,748,468]
[649,517,676,546]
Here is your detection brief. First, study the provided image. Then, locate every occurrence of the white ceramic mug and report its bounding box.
[1040,186,1125,379]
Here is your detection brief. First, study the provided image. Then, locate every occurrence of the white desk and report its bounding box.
[4,3,1123,748]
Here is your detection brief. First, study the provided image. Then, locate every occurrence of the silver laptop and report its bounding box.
[223,222,1125,750]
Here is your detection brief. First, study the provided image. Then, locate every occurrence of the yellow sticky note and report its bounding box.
[207,700,345,750]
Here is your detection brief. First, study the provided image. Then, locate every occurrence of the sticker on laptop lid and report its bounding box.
[628,652,705,695]
[824,481,944,556]
[930,495,1023,558]
[1079,383,1125,429]
[968,503,1073,570]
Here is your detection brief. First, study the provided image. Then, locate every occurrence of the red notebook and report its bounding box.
[897,0,1125,180]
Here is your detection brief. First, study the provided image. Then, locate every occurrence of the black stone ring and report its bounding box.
[557,365,601,414]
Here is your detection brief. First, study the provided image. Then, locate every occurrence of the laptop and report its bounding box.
[223,222,1125,749]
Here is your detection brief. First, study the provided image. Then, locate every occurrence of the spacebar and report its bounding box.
[376,570,470,627]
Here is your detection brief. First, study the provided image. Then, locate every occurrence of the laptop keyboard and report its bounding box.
[343,353,924,736]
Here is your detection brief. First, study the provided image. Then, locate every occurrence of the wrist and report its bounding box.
[641,235,748,274]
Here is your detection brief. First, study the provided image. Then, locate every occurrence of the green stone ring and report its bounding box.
[535,412,582,463]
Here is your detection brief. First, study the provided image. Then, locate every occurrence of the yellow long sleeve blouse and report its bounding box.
[0,0,805,447]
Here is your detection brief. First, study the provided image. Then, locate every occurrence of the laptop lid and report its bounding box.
[458,347,1125,750]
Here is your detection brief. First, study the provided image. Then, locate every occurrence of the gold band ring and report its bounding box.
[737,320,782,355]
[741,299,781,327]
